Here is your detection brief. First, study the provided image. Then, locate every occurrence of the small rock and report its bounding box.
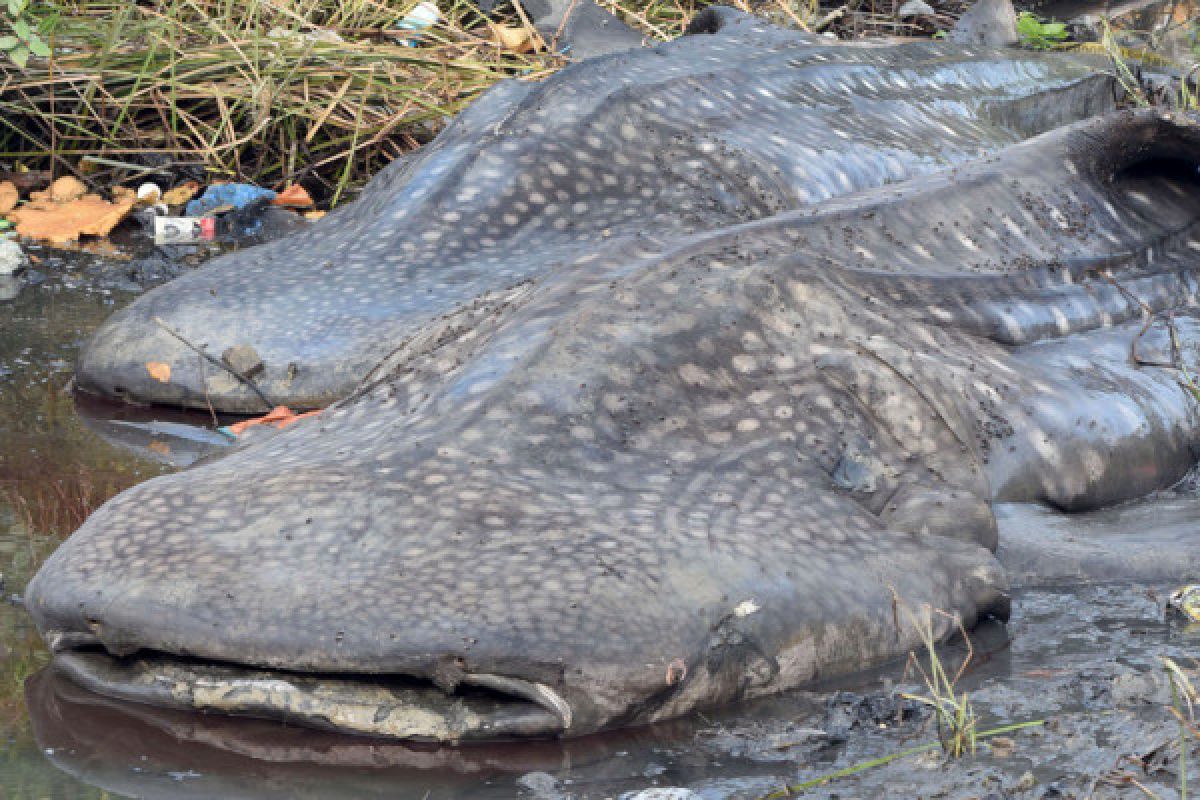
[222,344,265,380]
[1111,669,1171,706]
[516,771,560,797]
[950,0,1018,46]
[988,735,1015,757]
[897,0,936,17]
[0,238,26,276]
[1014,770,1037,791]
[621,790,701,800]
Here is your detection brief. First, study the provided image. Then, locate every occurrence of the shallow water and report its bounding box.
[1,244,1198,799]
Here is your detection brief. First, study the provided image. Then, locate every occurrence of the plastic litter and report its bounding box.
[218,406,321,438]
[185,183,277,216]
[897,0,937,17]
[390,2,440,45]
[271,184,315,209]
[0,238,26,275]
[153,216,216,244]
[137,182,163,204]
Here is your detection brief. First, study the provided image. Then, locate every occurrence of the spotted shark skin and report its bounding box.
[27,92,1200,739]
[74,10,1118,412]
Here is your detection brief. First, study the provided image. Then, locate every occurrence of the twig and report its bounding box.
[152,315,273,411]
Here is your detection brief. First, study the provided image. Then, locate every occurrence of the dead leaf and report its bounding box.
[7,195,136,245]
[226,405,321,436]
[489,22,535,52]
[162,181,200,207]
[111,186,136,204]
[272,184,314,209]
[304,210,327,221]
[145,361,171,383]
[48,175,87,203]
[0,181,17,215]
[148,440,171,456]
[0,170,50,193]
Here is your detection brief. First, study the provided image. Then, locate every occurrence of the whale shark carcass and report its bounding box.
[26,12,1200,740]
[73,9,1120,412]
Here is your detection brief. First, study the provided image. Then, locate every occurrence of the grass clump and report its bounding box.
[900,605,978,758]
[1164,657,1199,799]
[759,601,1045,797]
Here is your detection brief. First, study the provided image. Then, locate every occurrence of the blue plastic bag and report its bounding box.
[186,184,276,216]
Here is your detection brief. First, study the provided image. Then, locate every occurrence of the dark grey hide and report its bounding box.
[27,12,1200,741]
[74,10,1117,412]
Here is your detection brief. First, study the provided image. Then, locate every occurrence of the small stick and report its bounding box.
[196,352,219,428]
[152,315,273,411]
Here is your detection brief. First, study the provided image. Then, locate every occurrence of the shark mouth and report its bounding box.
[50,649,571,742]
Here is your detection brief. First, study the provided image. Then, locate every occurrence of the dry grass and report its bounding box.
[0,0,562,203]
[0,0,974,203]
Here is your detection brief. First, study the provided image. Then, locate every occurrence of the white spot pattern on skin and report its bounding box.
[32,23,1200,742]
[77,32,1115,414]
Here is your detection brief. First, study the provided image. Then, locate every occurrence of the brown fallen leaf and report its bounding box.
[0,170,50,193]
[48,175,87,203]
[148,440,171,456]
[489,22,536,52]
[145,361,172,383]
[304,210,327,221]
[8,195,136,245]
[272,184,314,209]
[162,181,200,207]
[0,181,17,215]
[111,186,136,204]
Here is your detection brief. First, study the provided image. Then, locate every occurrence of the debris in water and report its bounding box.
[219,405,321,437]
[1167,585,1200,622]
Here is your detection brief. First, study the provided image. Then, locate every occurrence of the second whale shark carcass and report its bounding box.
[73,9,1118,411]
[27,100,1200,738]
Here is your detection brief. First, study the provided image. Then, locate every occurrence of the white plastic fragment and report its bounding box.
[391,2,441,45]
[137,182,162,203]
[897,0,936,17]
[154,216,216,245]
[0,237,27,276]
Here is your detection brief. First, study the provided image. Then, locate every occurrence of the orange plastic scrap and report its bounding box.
[223,405,321,437]
[271,184,315,209]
